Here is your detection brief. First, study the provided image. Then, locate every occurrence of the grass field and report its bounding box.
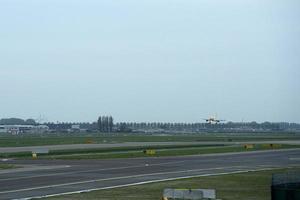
[43,144,300,160]
[1,143,299,160]
[0,144,224,159]
[0,164,17,170]
[45,167,300,200]
[0,132,300,147]
[1,133,299,160]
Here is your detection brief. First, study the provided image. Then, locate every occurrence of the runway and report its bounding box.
[0,149,300,199]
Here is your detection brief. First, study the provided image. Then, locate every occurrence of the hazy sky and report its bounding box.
[0,0,299,123]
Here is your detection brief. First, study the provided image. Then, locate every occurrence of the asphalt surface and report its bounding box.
[0,149,300,199]
[1,140,300,153]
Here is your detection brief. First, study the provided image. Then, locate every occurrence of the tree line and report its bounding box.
[115,121,300,131]
[1,117,300,133]
[0,118,36,125]
[97,116,114,132]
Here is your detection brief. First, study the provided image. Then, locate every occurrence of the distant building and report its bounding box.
[0,125,49,135]
[69,124,81,132]
[71,124,80,130]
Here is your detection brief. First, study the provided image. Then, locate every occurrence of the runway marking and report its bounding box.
[0,160,186,181]
[16,167,283,200]
[0,166,247,195]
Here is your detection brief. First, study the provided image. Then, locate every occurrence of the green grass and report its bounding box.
[1,142,299,160]
[40,144,300,160]
[45,167,300,200]
[0,164,17,170]
[0,144,225,159]
[0,132,300,147]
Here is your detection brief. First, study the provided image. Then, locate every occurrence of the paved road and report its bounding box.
[0,149,300,199]
[1,140,300,153]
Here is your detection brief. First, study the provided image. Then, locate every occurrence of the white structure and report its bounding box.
[71,124,80,130]
[163,188,216,200]
[0,125,49,135]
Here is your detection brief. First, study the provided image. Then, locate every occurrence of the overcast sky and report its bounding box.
[0,0,299,123]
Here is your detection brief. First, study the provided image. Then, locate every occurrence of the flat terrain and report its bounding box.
[0,164,16,170]
[0,149,299,199]
[0,142,224,153]
[0,133,300,147]
[46,168,299,200]
[1,140,300,154]
[43,143,300,160]
[1,141,299,160]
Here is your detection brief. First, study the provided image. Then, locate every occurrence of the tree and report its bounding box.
[118,122,131,132]
[25,119,36,125]
[108,116,114,132]
[97,116,102,131]
[102,116,108,132]
[0,118,25,125]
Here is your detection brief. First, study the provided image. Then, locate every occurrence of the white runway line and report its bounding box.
[1,166,247,195]
[16,167,283,200]
[0,160,186,181]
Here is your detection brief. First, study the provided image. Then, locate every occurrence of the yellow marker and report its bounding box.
[262,144,282,148]
[86,140,94,144]
[144,149,156,155]
[244,144,254,149]
[32,153,37,159]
